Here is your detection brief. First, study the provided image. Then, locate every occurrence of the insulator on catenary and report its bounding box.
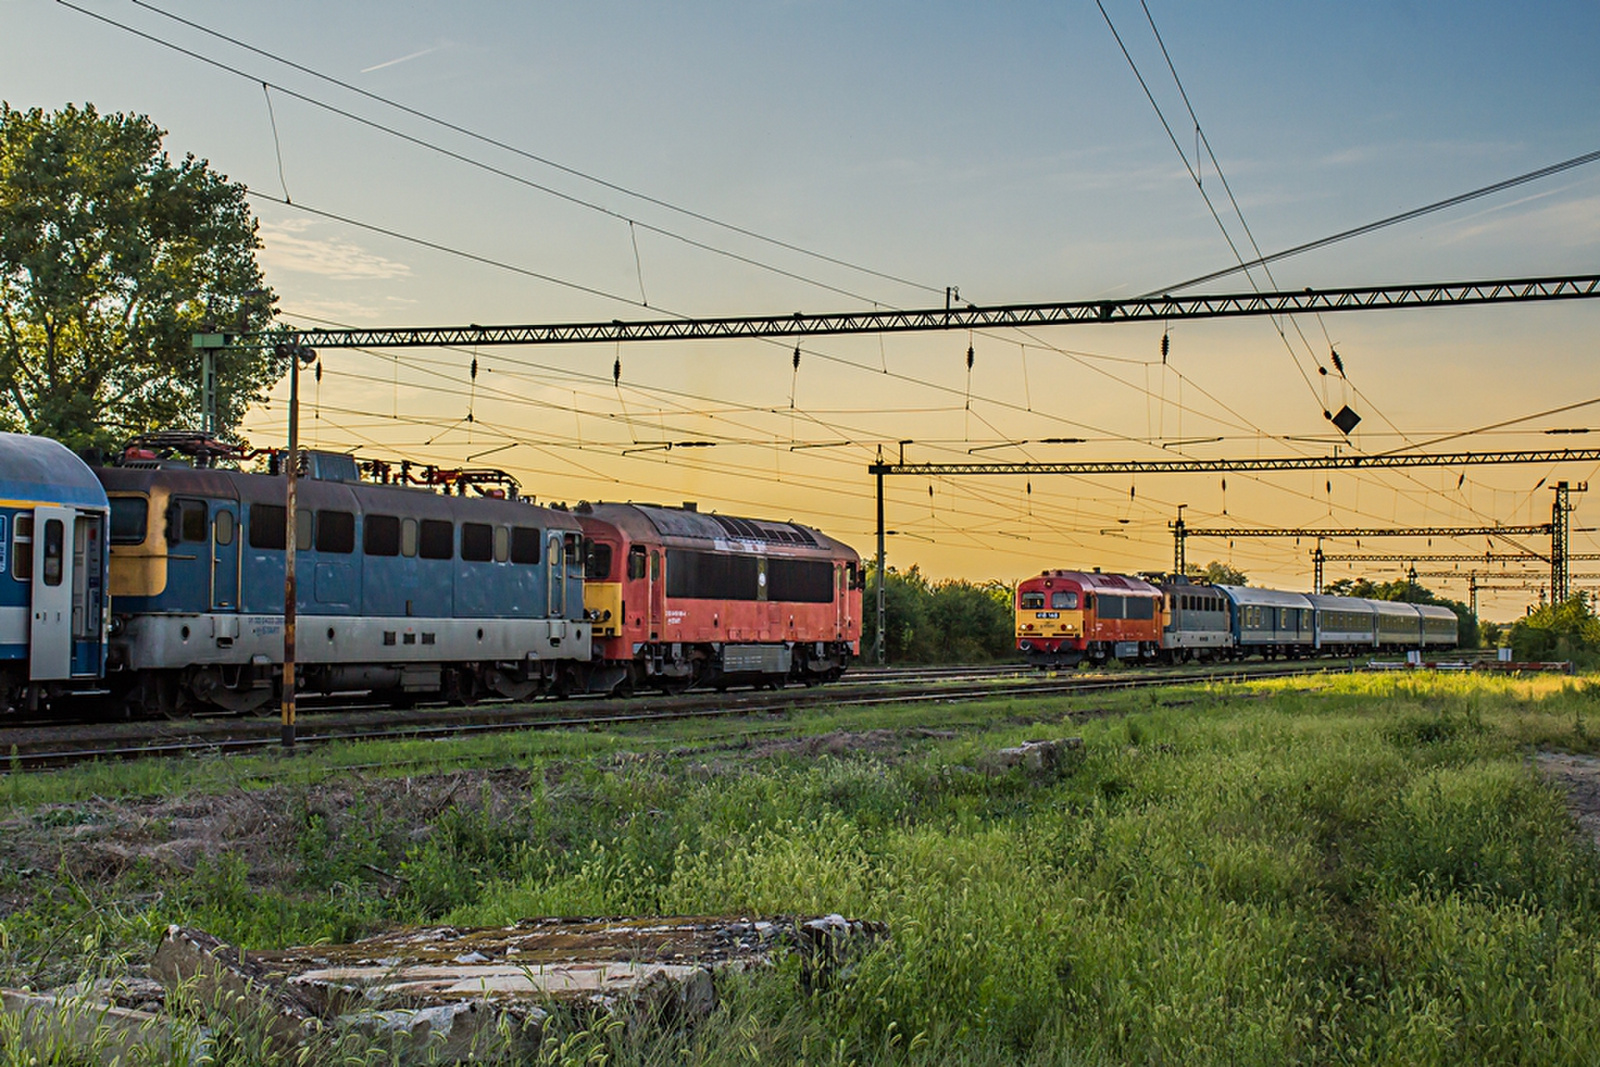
[1331,348,1345,376]
[470,357,478,381]
[1160,331,1170,360]
[793,346,800,370]
[314,362,322,383]
[966,344,974,371]
[613,358,621,385]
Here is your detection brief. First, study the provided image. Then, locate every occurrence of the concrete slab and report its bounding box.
[1,987,208,1066]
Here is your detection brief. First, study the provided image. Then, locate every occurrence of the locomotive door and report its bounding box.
[210,502,240,611]
[546,532,566,619]
[28,507,73,681]
[648,550,662,638]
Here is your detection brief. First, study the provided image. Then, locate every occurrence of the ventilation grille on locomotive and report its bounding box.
[711,515,817,545]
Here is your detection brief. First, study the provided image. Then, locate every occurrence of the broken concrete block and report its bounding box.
[983,737,1085,776]
[150,925,318,1049]
[48,976,168,1014]
[340,999,543,1065]
[2,986,208,1066]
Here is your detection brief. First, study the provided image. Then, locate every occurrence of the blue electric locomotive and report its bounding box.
[0,433,110,712]
[97,448,591,715]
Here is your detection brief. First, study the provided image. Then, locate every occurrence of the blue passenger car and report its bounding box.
[1217,585,1315,658]
[0,433,110,712]
[97,452,590,714]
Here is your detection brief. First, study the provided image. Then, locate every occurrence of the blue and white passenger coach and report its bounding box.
[0,432,111,711]
[97,450,590,716]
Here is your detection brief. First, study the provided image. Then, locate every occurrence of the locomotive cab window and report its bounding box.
[627,545,646,580]
[108,497,148,545]
[586,541,614,580]
[168,499,207,544]
[214,510,235,546]
[1051,591,1078,610]
[365,515,400,557]
[460,522,493,562]
[1020,591,1045,610]
[848,562,863,590]
[11,514,30,580]
[563,533,582,565]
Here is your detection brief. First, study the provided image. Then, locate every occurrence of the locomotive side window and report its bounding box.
[42,519,64,586]
[12,514,32,580]
[768,558,833,602]
[108,497,148,545]
[494,526,510,563]
[564,533,582,565]
[295,509,313,552]
[419,520,453,560]
[848,561,863,590]
[460,523,493,562]
[510,526,541,564]
[250,504,285,549]
[586,541,613,580]
[1051,591,1078,609]
[627,545,646,580]
[400,518,418,558]
[666,550,759,600]
[365,515,400,556]
[1126,597,1154,621]
[214,511,235,546]
[1020,591,1045,609]
[316,511,355,554]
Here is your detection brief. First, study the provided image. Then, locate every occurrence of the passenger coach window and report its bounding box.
[627,545,646,580]
[42,519,64,586]
[419,520,453,560]
[365,515,400,556]
[108,498,148,545]
[250,505,287,550]
[12,515,32,580]
[1020,591,1045,610]
[586,542,613,580]
[1051,591,1078,609]
[316,511,355,554]
[461,523,493,562]
[510,526,541,564]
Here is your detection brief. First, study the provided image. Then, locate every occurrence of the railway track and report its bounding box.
[0,661,1355,773]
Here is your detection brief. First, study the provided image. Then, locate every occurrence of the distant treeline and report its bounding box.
[867,566,1017,663]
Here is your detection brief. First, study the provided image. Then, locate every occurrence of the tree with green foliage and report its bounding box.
[1508,596,1600,664]
[866,563,1018,663]
[1186,560,1247,585]
[0,103,279,450]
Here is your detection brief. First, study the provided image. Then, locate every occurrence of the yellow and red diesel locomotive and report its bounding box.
[1014,569,1164,668]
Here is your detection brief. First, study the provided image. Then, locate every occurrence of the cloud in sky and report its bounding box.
[258,220,412,281]
[359,46,440,74]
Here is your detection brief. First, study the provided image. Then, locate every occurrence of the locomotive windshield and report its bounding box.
[108,497,148,545]
[1020,591,1045,610]
[1051,591,1078,609]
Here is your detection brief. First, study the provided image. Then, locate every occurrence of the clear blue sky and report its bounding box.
[5,0,1599,616]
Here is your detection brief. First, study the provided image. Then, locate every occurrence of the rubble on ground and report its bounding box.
[983,737,1084,776]
[2,914,888,1064]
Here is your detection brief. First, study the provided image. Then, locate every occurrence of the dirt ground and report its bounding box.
[1539,751,1600,849]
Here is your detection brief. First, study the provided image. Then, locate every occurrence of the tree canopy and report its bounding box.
[0,103,279,450]
[1186,560,1247,586]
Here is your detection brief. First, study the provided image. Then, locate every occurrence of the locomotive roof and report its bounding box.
[1026,570,1161,595]
[94,464,581,528]
[0,433,108,510]
[578,502,855,557]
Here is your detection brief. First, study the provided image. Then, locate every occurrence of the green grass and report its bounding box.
[6,673,1600,1064]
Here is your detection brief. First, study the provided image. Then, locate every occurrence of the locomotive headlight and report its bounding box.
[109,615,126,637]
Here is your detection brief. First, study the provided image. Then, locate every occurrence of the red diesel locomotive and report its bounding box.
[1015,569,1163,668]
[576,502,862,693]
